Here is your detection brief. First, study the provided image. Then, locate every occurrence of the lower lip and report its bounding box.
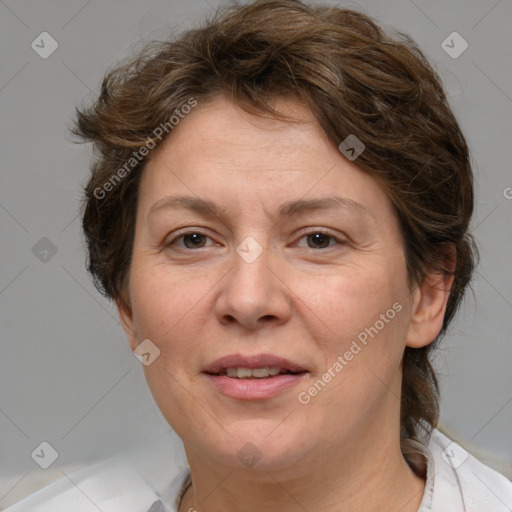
[203,373,308,400]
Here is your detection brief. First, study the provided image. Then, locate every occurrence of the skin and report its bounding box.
[117,94,453,512]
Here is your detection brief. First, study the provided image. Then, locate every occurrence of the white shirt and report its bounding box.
[5,429,512,512]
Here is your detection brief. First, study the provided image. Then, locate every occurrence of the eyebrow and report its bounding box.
[147,194,374,221]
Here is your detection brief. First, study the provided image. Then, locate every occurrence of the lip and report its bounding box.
[202,353,309,400]
[204,373,307,400]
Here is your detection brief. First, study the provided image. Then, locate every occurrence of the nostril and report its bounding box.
[222,315,237,325]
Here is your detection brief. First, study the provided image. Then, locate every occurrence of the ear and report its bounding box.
[406,249,456,349]
[116,297,139,352]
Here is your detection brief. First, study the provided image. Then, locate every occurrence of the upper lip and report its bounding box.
[203,354,308,374]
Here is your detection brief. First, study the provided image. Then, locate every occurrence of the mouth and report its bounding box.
[202,354,309,400]
[202,353,308,377]
[206,367,306,379]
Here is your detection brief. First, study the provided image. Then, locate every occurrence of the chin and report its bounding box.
[190,418,317,473]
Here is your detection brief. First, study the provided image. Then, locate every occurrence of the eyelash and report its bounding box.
[165,229,346,251]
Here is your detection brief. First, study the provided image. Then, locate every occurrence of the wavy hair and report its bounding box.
[73,0,477,440]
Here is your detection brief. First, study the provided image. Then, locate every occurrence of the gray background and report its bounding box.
[1,0,511,508]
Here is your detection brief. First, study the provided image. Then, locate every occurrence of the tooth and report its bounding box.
[252,367,270,378]
[223,367,287,378]
[237,367,253,378]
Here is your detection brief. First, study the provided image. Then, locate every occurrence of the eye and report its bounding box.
[294,231,344,249]
[165,229,345,251]
[166,231,216,250]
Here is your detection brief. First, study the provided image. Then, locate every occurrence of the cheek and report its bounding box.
[294,260,411,418]
[129,263,215,435]
[294,269,409,420]
[302,262,407,349]
[129,260,214,361]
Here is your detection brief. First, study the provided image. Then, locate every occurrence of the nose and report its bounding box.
[215,242,292,331]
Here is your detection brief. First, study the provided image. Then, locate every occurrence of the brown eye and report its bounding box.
[306,232,333,249]
[182,232,207,248]
[167,231,214,250]
[295,231,341,250]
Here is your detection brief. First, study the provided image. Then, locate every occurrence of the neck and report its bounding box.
[179,426,426,512]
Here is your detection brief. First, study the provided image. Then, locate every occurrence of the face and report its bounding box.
[118,94,446,474]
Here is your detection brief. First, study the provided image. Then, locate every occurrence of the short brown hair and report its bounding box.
[74,0,477,440]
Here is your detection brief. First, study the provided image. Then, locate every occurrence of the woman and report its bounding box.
[7,1,512,511]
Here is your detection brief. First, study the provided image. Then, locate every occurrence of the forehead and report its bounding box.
[149,94,330,169]
[138,94,395,227]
